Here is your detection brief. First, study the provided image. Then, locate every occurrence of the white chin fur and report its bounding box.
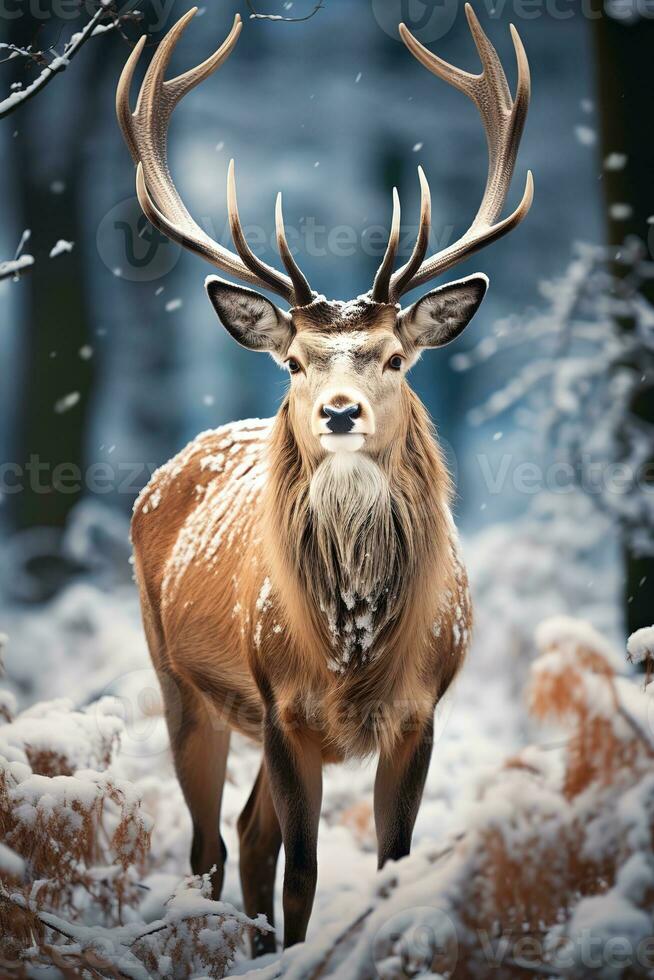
[320,433,365,453]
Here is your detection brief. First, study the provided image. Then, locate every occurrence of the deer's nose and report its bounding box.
[321,403,361,434]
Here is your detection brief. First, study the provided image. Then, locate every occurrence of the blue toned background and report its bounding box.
[2,0,651,637]
[0,0,600,520]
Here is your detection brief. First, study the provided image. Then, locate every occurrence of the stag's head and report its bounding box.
[117,4,532,462]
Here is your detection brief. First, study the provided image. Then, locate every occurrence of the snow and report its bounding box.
[1,219,651,972]
[54,390,81,414]
[604,152,627,171]
[1,496,649,978]
[535,615,625,671]
[575,124,596,146]
[49,238,74,258]
[609,202,633,220]
[0,253,34,279]
[0,841,24,877]
[156,421,270,610]
[627,626,654,665]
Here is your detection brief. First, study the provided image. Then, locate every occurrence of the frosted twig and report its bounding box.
[0,230,34,281]
[0,254,34,281]
[0,3,140,119]
[246,0,324,22]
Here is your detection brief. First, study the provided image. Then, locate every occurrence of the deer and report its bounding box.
[117,3,532,953]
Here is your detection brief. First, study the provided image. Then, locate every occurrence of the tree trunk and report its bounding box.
[5,11,98,535]
[591,8,654,635]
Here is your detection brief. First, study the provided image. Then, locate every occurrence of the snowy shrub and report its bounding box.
[0,643,267,978]
[466,492,621,699]
[276,616,654,978]
[455,240,654,558]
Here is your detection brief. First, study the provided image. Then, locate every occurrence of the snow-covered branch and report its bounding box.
[0,253,34,281]
[0,230,34,281]
[246,0,324,22]
[0,2,141,120]
[457,241,654,556]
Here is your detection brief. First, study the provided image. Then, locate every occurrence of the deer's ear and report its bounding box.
[205,277,293,355]
[399,274,488,349]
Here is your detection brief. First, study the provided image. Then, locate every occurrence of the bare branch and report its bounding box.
[245,0,324,22]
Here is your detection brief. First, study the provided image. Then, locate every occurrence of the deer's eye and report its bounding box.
[286,358,301,374]
[387,354,404,371]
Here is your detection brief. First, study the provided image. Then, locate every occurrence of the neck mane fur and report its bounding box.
[263,387,453,674]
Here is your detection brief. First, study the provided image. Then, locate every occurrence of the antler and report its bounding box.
[116,8,314,307]
[374,3,533,304]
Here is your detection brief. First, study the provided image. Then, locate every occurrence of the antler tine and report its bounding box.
[371,188,401,303]
[226,160,295,300]
[408,170,533,289]
[165,13,243,100]
[275,193,314,307]
[466,11,531,231]
[116,34,146,165]
[134,162,271,289]
[117,10,311,305]
[137,7,198,113]
[465,3,511,109]
[389,167,431,302]
[134,8,231,219]
[397,20,476,97]
[508,22,531,146]
[385,5,533,299]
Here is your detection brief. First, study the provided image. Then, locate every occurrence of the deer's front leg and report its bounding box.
[264,710,322,948]
[374,717,434,869]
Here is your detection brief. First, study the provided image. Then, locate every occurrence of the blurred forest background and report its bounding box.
[1,0,652,634]
[2,2,654,976]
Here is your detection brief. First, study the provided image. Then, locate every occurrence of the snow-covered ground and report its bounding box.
[4,489,646,978]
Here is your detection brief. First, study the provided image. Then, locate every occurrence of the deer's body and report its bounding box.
[119,3,531,952]
[133,399,470,762]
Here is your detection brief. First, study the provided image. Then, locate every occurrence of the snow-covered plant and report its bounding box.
[627,625,654,683]
[446,616,654,972]
[277,616,654,978]
[455,240,654,557]
[0,641,267,977]
[0,2,143,121]
[0,230,34,283]
[0,694,151,956]
[466,491,620,700]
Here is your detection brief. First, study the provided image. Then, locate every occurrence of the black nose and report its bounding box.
[322,403,360,434]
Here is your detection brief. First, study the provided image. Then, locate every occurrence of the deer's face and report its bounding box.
[123,3,531,463]
[285,309,404,460]
[206,276,488,461]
